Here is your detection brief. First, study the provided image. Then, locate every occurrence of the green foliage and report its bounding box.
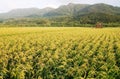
[75,13,120,24]
[0,3,120,27]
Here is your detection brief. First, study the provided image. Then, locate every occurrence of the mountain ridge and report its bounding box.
[0,7,54,19]
[0,3,120,20]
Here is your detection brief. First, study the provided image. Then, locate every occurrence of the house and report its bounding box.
[96,22,103,28]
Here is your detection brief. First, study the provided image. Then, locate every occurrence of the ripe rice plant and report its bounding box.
[0,27,120,79]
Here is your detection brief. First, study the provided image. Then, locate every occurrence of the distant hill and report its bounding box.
[0,3,120,19]
[0,7,54,19]
[43,3,120,24]
[77,3,120,15]
[43,3,89,17]
[0,3,120,27]
[73,3,120,24]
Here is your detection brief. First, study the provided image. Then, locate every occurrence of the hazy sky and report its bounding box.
[0,0,120,13]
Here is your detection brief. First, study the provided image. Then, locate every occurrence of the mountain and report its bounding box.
[0,7,54,19]
[44,3,120,17]
[77,3,120,15]
[43,3,120,24]
[44,3,89,17]
[0,3,120,22]
[73,3,120,24]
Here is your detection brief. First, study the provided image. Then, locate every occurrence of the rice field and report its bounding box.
[0,27,120,79]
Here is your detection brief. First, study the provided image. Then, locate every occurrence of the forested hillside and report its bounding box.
[0,3,120,27]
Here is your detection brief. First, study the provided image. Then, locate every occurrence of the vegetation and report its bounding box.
[0,13,120,27]
[0,27,120,79]
[0,3,120,27]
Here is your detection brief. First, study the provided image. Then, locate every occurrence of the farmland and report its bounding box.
[0,27,120,79]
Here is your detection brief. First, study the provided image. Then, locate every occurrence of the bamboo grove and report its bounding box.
[0,27,120,79]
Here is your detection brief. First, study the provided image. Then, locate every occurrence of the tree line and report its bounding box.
[0,13,120,27]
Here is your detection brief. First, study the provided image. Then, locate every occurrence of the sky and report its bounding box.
[0,0,120,13]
